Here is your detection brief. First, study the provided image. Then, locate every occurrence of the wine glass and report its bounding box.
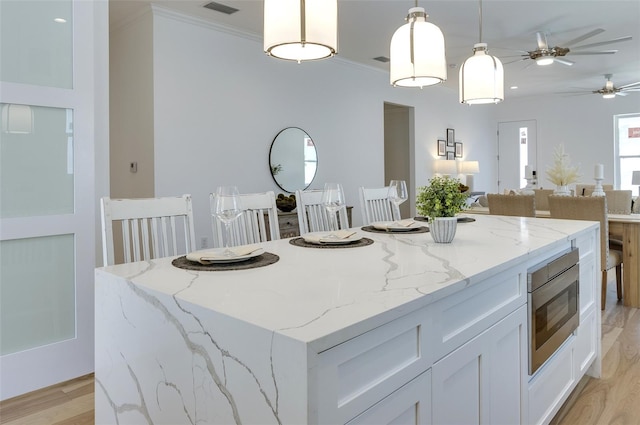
[213,186,243,255]
[388,180,408,220]
[322,183,346,232]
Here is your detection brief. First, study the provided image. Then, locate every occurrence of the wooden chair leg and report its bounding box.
[601,270,608,310]
[616,264,623,301]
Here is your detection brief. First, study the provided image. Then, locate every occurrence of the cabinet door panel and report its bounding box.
[432,305,526,425]
[347,370,431,425]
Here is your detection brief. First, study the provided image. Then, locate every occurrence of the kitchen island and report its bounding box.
[95,214,600,425]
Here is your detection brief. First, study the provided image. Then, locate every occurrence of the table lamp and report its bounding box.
[633,171,640,196]
[459,161,480,192]
[433,159,458,176]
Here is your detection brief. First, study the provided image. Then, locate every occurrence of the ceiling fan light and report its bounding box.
[602,93,616,99]
[390,7,447,88]
[535,56,554,66]
[264,0,337,62]
[459,43,504,104]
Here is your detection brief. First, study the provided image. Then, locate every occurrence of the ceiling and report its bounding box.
[110,0,640,99]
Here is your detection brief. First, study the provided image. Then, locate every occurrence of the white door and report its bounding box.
[0,0,104,400]
[498,120,537,193]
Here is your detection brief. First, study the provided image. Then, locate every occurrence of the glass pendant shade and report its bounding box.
[263,0,337,62]
[390,7,447,88]
[459,43,504,104]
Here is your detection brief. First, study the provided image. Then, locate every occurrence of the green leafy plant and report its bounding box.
[271,164,283,175]
[546,144,580,186]
[416,176,468,219]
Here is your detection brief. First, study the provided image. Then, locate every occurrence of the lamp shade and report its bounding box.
[434,159,458,175]
[264,0,337,62]
[390,7,446,88]
[460,160,480,174]
[1,104,33,134]
[459,43,504,104]
[632,171,640,185]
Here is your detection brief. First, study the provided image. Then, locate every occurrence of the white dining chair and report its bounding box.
[358,186,401,225]
[210,191,280,247]
[100,194,196,266]
[295,189,350,235]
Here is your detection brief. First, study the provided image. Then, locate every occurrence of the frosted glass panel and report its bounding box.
[0,234,75,356]
[0,0,73,88]
[1,104,74,218]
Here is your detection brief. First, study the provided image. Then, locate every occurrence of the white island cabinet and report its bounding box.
[95,215,599,425]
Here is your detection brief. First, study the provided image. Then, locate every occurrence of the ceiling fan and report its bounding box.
[505,28,632,66]
[560,74,640,98]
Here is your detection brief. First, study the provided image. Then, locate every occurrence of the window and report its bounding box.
[616,113,640,196]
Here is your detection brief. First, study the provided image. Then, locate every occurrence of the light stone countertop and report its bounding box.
[97,214,597,352]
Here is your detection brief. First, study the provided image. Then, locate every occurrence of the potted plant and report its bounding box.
[416,175,468,243]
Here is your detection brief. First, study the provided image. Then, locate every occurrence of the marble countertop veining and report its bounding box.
[97,214,597,351]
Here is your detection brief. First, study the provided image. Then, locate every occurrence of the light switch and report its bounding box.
[130,162,137,173]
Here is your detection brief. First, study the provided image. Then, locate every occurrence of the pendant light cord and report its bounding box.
[478,0,483,43]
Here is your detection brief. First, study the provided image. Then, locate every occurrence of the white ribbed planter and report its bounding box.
[430,216,457,243]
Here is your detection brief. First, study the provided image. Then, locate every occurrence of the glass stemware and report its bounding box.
[213,185,243,255]
[322,182,346,232]
[388,180,408,220]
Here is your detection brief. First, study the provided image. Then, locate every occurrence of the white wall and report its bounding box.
[495,92,640,191]
[109,10,155,199]
[146,8,496,243]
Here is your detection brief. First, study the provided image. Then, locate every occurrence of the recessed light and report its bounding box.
[54,17,67,23]
[510,86,518,90]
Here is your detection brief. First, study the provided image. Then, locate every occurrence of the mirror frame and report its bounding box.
[268,127,318,193]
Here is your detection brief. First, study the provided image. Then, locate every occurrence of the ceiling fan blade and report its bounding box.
[503,57,530,65]
[536,32,549,50]
[571,36,633,50]
[616,92,628,96]
[553,58,574,66]
[562,28,605,47]
[621,88,640,92]
[619,81,640,89]
[569,50,618,55]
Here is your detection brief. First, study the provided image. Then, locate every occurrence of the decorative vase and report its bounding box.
[430,217,457,243]
[554,185,571,196]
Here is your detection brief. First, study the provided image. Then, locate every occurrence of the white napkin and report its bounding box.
[373,219,416,230]
[186,245,263,264]
[303,230,357,244]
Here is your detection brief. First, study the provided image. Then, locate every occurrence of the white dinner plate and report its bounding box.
[186,247,264,264]
[371,221,423,232]
[302,232,363,245]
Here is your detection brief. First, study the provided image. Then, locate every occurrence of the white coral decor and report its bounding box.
[546,144,581,186]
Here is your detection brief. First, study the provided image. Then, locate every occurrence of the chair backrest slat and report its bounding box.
[295,189,350,235]
[100,195,196,266]
[359,186,400,225]
[209,191,281,248]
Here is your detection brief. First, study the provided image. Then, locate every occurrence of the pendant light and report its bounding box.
[263,0,337,63]
[390,1,447,88]
[459,0,504,104]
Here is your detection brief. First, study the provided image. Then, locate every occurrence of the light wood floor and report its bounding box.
[0,276,638,425]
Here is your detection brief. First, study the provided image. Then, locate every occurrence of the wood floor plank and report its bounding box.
[1,394,93,425]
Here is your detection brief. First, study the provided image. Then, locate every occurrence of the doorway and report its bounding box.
[384,103,414,218]
[498,120,537,193]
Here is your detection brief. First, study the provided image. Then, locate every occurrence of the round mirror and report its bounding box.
[269,127,318,192]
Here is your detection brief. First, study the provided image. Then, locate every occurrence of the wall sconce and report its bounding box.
[2,104,33,134]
